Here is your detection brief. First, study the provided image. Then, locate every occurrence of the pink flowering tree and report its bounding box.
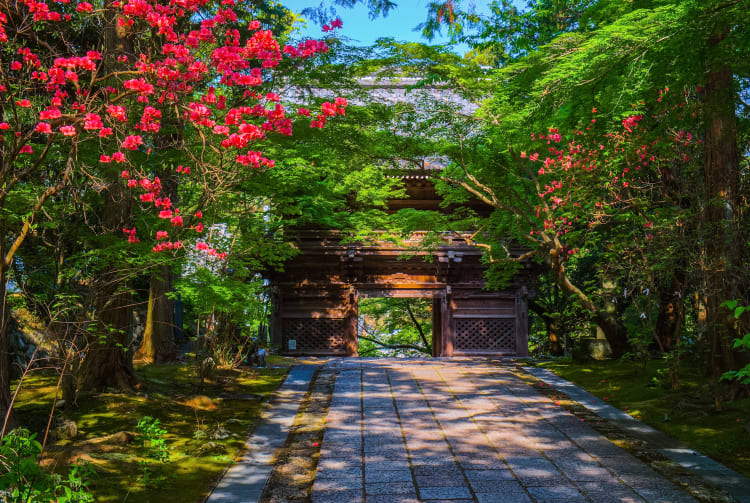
[441,90,701,358]
[0,0,348,422]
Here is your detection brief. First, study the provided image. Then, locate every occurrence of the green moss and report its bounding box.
[12,363,290,503]
[534,359,750,478]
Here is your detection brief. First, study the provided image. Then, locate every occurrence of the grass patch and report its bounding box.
[533,358,750,478]
[12,358,298,502]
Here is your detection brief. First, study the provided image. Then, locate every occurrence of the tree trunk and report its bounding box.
[529,300,563,356]
[134,265,176,364]
[78,174,138,391]
[548,249,630,357]
[593,312,630,357]
[655,287,684,352]
[0,275,14,431]
[702,25,743,388]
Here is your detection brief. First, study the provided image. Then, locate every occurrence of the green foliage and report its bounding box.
[358,298,432,356]
[0,428,94,502]
[720,301,750,385]
[135,416,170,487]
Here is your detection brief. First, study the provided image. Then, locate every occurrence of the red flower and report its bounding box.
[122,135,143,150]
[16,99,31,107]
[35,122,52,134]
[76,2,93,12]
[19,145,33,154]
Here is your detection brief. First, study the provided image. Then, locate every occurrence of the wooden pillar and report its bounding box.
[515,288,529,357]
[270,290,282,348]
[432,297,442,357]
[344,289,358,356]
[441,287,454,357]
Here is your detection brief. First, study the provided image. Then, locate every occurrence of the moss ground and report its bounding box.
[532,358,750,479]
[12,355,297,503]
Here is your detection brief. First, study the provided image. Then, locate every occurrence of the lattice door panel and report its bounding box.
[283,318,346,352]
[454,317,516,352]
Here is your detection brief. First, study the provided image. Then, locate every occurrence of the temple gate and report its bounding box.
[268,171,531,357]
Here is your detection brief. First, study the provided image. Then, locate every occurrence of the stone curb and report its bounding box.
[205,364,319,503]
[523,365,750,503]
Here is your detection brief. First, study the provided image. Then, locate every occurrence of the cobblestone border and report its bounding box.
[511,364,738,503]
[260,365,337,502]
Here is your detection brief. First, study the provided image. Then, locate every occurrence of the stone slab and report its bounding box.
[206,364,318,503]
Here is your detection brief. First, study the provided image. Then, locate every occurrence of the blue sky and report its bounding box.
[280,0,485,55]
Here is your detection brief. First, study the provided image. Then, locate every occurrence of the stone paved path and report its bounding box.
[312,359,697,503]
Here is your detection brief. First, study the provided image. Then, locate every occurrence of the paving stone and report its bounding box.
[364,470,414,483]
[526,484,585,501]
[577,482,646,503]
[364,458,410,471]
[505,456,561,482]
[412,463,463,477]
[456,455,508,470]
[474,480,532,503]
[307,359,721,503]
[553,461,611,481]
[464,469,516,481]
[633,486,698,502]
[364,481,417,495]
[418,486,473,499]
[365,496,419,503]
[414,474,463,487]
[316,466,363,479]
[312,476,363,491]
[311,489,364,503]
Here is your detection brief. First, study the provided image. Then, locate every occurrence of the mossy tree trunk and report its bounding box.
[135,265,176,364]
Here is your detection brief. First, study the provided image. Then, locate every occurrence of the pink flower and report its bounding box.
[121,170,130,178]
[122,135,143,150]
[10,61,22,70]
[156,230,168,240]
[83,113,103,130]
[330,18,342,29]
[195,210,203,219]
[0,123,10,130]
[248,20,260,30]
[195,222,204,233]
[76,2,93,12]
[16,99,31,107]
[99,127,113,137]
[170,215,183,227]
[35,122,52,134]
[159,209,173,219]
[297,108,310,116]
[127,179,138,187]
[39,107,62,120]
[60,125,76,136]
[111,152,126,163]
[19,145,33,154]
[99,154,111,163]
